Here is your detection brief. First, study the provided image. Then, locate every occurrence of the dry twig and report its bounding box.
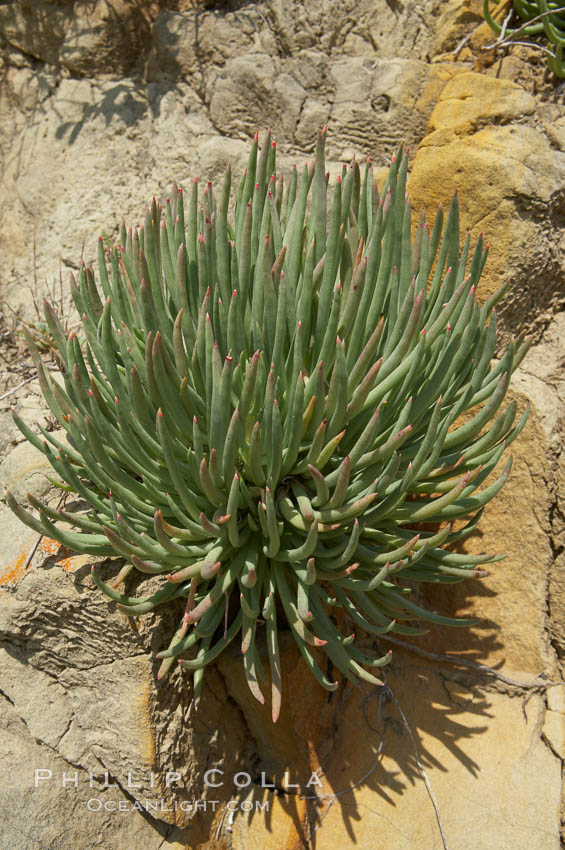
[0,375,36,401]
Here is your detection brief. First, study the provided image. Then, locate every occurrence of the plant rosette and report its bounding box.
[7,129,528,722]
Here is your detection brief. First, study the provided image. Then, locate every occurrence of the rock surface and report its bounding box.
[0,0,152,75]
[1,1,564,849]
[408,72,565,344]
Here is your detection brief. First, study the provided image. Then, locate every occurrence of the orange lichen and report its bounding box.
[0,538,86,585]
[59,555,86,572]
[37,537,60,556]
[0,546,32,586]
[38,538,85,571]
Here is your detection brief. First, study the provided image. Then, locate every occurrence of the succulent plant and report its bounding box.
[8,129,528,722]
[483,0,565,77]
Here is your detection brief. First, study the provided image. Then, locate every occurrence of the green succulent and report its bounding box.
[7,129,528,722]
[483,0,565,77]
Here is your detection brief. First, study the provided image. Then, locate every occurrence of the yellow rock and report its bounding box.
[543,709,565,759]
[230,791,308,850]
[408,71,565,312]
[414,389,552,675]
[414,63,460,119]
[426,72,535,136]
[310,673,560,850]
[409,97,564,301]
[547,684,565,715]
[432,0,487,55]
[227,668,561,849]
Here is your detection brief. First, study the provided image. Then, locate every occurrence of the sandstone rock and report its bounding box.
[0,0,151,76]
[208,54,306,144]
[0,695,173,850]
[0,0,71,66]
[541,108,565,152]
[146,0,442,94]
[333,0,437,61]
[544,709,565,759]
[0,76,216,320]
[511,314,565,664]
[58,0,152,76]
[0,440,57,503]
[0,556,251,837]
[412,385,554,675]
[0,409,22,461]
[231,666,561,849]
[294,98,331,151]
[312,671,560,850]
[0,6,456,323]
[326,58,427,164]
[3,65,58,112]
[146,7,266,88]
[217,632,345,777]
[0,564,176,831]
[234,0,438,61]
[432,0,485,55]
[408,73,565,340]
[426,72,536,135]
[511,312,565,450]
[291,49,331,94]
[414,62,459,118]
[0,504,41,585]
[548,684,565,714]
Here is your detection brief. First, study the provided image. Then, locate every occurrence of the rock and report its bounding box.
[294,98,331,150]
[319,676,560,850]
[511,313,565,449]
[326,58,423,163]
[57,0,152,76]
[146,7,265,88]
[217,631,345,778]
[544,709,565,759]
[541,108,565,152]
[0,556,250,836]
[324,58,462,165]
[0,0,151,76]
[511,314,565,664]
[0,7,458,319]
[0,565,173,830]
[232,666,561,849]
[548,684,565,714]
[414,62,459,118]
[0,504,41,585]
[0,440,58,502]
[0,694,173,850]
[208,54,307,145]
[0,1,71,66]
[0,564,144,673]
[432,0,485,55]
[0,75,216,321]
[327,0,437,60]
[426,72,536,135]
[408,72,565,340]
[412,385,554,676]
[3,65,57,111]
[291,49,331,94]
[0,411,20,462]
